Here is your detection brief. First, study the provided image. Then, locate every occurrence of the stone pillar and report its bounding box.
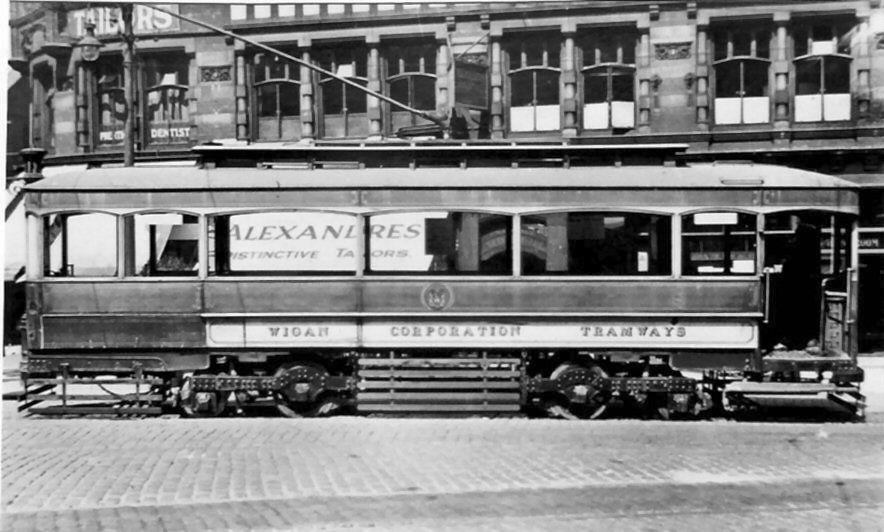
[772,12,791,130]
[695,23,710,130]
[299,42,315,140]
[560,22,578,138]
[235,53,248,140]
[366,36,382,139]
[489,29,505,139]
[855,13,872,122]
[435,31,450,118]
[637,24,652,132]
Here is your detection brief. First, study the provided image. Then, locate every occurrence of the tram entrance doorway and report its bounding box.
[762,211,856,354]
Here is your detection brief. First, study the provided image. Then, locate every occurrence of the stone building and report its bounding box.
[6,0,884,347]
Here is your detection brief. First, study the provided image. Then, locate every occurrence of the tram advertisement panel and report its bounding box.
[206,319,758,349]
[226,212,440,272]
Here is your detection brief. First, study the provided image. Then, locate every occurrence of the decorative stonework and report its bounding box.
[200,65,232,83]
[654,42,692,60]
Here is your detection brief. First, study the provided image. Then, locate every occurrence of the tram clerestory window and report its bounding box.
[43,213,117,277]
[367,212,512,274]
[520,212,671,275]
[682,212,757,275]
[210,211,359,275]
[128,213,199,276]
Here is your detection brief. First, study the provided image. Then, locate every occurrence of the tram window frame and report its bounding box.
[520,211,672,276]
[125,212,200,277]
[42,212,119,278]
[763,210,851,276]
[365,211,513,275]
[681,211,758,276]
[209,211,360,276]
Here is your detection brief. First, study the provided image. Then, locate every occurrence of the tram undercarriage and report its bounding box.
[17,348,864,420]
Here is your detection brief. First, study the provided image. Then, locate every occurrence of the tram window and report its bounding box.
[129,213,199,276]
[764,212,850,275]
[43,213,117,277]
[210,211,358,275]
[521,212,671,275]
[367,212,512,274]
[682,212,756,275]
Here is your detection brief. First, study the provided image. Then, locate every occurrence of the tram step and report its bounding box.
[29,405,163,416]
[28,393,163,402]
[26,377,163,385]
[358,380,520,390]
[359,392,520,403]
[358,403,522,413]
[359,369,520,379]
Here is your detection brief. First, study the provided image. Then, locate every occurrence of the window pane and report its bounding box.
[269,58,286,80]
[133,213,199,276]
[507,44,522,70]
[535,70,559,105]
[796,58,821,95]
[682,212,756,275]
[44,213,118,277]
[622,38,635,64]
[345,79,367,113]
[510,70,533,107]
[368,212,511,274]
[220,212,358,273]
[755,31,770,59]
[733,32,751,56]
[413,75,436,110]
[258,85,277,117]
[279,83,300,116]
[322,81,343,114]
[823,56,850,94]
[793,29,808,57]
[611,71,634,101]
[254,60,266,83]
[714,32,729,61]
[715,61,741,98]
[584,72,607,104]
[390,77,409,106]
[742,60,768,97]
[521,212,671,275]
[599,34,617,63]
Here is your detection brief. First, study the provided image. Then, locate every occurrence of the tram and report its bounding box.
[17,143,865,418]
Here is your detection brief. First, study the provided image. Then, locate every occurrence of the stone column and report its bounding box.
[299,41,315,140]
[772,12,791,130]
[695,22,710,130]
[560,22,578,138]
[435,30,450,118]
[855,13,872,122]
[235,53,248,140]
[489,29,505,139]
[366,36,382,139]
[637,24,652,132]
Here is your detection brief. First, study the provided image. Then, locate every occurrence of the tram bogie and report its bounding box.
[16,147,866,419]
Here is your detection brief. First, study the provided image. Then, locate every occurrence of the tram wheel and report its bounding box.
[273,361,334,418]
[179,375,228,418]
[548,363,610,419]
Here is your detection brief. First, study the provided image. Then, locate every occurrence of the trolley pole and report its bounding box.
[121,4,136,167]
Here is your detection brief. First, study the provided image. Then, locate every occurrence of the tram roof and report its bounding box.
[27,163,856,192]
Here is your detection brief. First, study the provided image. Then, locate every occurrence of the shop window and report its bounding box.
[712,28,771,125]
[521,212,670,275]
[315,45,369,139]
[505,33,561,133]
[682,212,757,275]
[210,211,358,275]
[579,30,636,130]
[127,213,199,276]
[44,213,117,277]
[793,21,853,122]
[142,54,191,146]
[94,56,126,148]
[252,51,300,141]
[367,212,511,274]
[383,40,437,133]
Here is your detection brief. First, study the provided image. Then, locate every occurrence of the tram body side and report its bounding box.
[18,166,863,417]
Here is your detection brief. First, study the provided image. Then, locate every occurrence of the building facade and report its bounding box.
[7,0,884,347]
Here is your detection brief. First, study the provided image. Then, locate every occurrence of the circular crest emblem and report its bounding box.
[421,283,454,311]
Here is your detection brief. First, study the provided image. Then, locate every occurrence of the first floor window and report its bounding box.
[253,52,300,141]
[509,68,560,132]
[94,56,125,148]
[682,212,756,275]
[794,55,851,122]
[385,40,437,132]
[714,59,770,125]
[367,211,512,274]
[583,65,635,130]
[316,46,369,139]
[142,54,191,145]
[521,212,670,275]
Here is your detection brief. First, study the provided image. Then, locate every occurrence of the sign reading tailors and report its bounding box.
[68,5,180,37]
[207,319,758,350]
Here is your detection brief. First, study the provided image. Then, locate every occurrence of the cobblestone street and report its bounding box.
[3,400,884,531]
